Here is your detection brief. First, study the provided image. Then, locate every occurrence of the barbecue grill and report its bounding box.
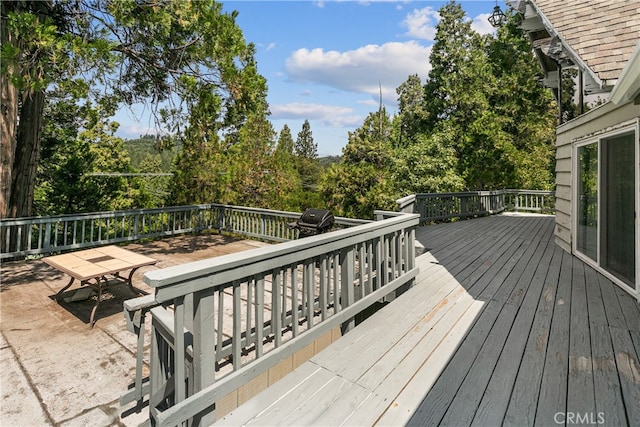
[289,208,335,238]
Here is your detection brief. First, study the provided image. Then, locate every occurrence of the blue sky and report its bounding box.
[114,0,504,156]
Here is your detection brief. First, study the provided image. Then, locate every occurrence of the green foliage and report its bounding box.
[396,74,429,146]
[35,97,147,215]
[393,132,465,194]
[12,0,559,221]
[124,136,178,172]
[3,0,268,218]
[321,109,397,219]
[225,115,297,210]
[294,120,317,159]
[417,1,556,191]
[322,163,396,219]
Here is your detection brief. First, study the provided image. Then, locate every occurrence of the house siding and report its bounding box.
[554,100,640,252]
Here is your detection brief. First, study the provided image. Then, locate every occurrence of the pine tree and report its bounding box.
[321,109,397,218]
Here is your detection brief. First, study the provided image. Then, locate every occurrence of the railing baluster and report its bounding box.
[232,281,242,370]
[272,269,282,347]
[246,278,253,345]
[319,257,327,320]
[291,263,299,337]
[305,260,314,328]
[255,275,264,358]
[173,296,186,404]
[333,252,340,313]
[340,247,355,333]
[216,289,224,364]
[281,268,287,329]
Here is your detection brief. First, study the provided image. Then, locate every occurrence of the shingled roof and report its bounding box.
[508,0,640,93]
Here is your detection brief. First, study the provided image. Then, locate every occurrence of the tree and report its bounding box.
[169,87,230,205]
[485,15,557,189]
[225,114,297,210]
[292,119,322,210]
[275,124,294,157]
[418,1,556,190]
[294,119,317,159]
[393,132,464,195]
[321,109,397,218]
[1,0,267,218]
[35,98,143,215]
[274,125,303,210]
[396,74,429,147]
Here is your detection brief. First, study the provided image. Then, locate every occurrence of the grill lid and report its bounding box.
[297,209,334,230]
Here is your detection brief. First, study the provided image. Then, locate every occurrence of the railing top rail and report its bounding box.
[0,203,368,227]
[144,212,419,302]
[413,190,505,197]
[503,189,555,195]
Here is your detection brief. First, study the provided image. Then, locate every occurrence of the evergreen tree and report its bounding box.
[393,132,464,195]
[225,114,296,209]
[321,109,396,218]
[294,119,317,159]
[274,125,303,210]
[35,96,144,215]
[276,125,295,156]
[485,14,557,189]
[396,74,429,148]
[419,1,556,190]
[292,120,322,210]
[169,87,230,205]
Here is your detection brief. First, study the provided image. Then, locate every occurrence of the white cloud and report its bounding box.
[284,41,431,105]
[266,42,277,51]
[270,103,362,127]
[357,99,378,107]
[470,13,497,36]
[402,7,439,40]
[115,122,156,139]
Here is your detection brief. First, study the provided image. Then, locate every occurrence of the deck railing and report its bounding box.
[123,210,419,426]
[397,189,555,224]
[0,204,366,260]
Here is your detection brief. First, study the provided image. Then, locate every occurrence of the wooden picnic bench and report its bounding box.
[43,245,157,328]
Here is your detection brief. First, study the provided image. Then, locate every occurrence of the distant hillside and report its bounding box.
[319,155,341,169]
[124,137,178,172]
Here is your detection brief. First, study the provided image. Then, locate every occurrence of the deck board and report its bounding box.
[471,236,557,426]
[216,214,640,427]
[566,257,597,419]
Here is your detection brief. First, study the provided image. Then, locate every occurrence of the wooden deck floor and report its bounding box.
[410,214,640,426]
[217,214,640,426]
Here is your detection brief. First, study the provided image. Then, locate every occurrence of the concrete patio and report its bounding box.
[0,233,268,426]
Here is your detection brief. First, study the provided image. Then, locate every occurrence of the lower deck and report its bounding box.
[218,214,640,426]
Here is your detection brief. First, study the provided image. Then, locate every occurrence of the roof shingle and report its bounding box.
[532,0,640,83]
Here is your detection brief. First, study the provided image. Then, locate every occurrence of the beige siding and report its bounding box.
[555,131,573,250]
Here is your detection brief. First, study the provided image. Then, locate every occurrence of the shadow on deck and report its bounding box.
[0,233,268,427]
[218,213,640,426]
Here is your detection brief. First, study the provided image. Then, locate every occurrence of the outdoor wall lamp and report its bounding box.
[488,1,507,27]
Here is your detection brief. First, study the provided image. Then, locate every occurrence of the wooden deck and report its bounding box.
[217,213,640,426]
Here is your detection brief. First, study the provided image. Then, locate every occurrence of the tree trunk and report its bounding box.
[9,89,45,219]
[0,1,20,219]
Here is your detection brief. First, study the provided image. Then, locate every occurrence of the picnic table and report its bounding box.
[43,245,157,328]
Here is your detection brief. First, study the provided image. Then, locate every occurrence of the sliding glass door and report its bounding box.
[575,128,638,295]
[576,143,598,262]
[602,133,636,285]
